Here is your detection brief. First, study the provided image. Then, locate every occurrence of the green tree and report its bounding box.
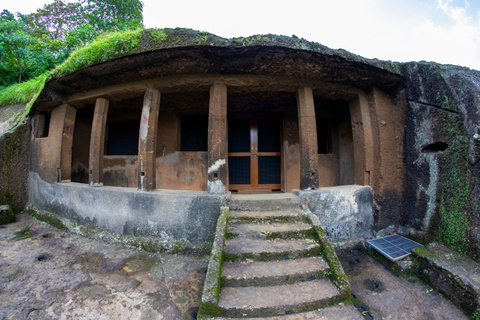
[83,0,144,32]
[0,10,37,85]
[28,0,85,40]
[0,0,144,87]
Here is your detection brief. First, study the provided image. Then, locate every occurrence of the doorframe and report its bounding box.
[228,113,282,191]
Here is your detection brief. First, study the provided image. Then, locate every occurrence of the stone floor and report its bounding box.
[339,250,469,320]
[0,214,207,320]
[0,214,471,319]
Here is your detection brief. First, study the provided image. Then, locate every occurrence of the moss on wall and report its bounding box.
[0,124,29,212]
[434,114,471,253]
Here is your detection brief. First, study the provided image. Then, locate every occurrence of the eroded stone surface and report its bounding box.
[219,278,339,309]
[413,242,480,317]
[228,221,311,235]
[210,304,363,320]
[222,257,328,285]
[224,238,318,255]
[0,214,207,320]
[339,249,469,319]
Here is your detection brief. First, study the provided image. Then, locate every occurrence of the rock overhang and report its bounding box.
[33,28,405,112]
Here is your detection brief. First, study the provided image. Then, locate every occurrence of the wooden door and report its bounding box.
[228,114,281,191]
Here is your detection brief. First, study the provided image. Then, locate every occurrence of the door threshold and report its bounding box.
[236,189,273,194]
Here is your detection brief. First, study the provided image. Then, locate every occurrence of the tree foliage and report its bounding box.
[0,10,39,85]
[0,0,143,88]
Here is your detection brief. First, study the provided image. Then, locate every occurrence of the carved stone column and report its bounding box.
[207,83,228,193]
[297,87,319,190]
[89,98,108,185]
[138,89,160,191]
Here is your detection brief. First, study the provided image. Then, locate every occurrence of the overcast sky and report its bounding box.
[4,0,480,71]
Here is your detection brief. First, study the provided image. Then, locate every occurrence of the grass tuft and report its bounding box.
[0,73,48,108]
[49,28,144,80]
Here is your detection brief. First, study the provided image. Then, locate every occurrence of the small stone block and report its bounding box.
[0,205,15,225]
[392,259,418,277]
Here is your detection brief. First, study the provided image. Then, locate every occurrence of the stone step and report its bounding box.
[218,279,341,318]
[229,194,300,211]
[229,210,305,223]
[227,221,313,240]
[412,242,480,317]
[204,304,363,319]
[224,238,320,262]
[222,257,329,287]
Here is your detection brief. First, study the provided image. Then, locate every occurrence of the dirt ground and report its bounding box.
[339,250,469,320]
[0,214,470,320]
[0,214,208,320]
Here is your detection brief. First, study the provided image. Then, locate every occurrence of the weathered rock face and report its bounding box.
[0,104,30,212]
[296,186,373,242]
[398,62,480,258]
[1,29,479,254]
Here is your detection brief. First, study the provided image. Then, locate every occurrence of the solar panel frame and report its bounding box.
[368,235,423,261]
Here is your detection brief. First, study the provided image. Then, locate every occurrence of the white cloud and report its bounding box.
[3,0,480,70]
[437,0,471,24]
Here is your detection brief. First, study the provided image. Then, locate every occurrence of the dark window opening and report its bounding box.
[36,113,51,138]
[181,115,208,151]
[105,121,140,155]
[316,118,330,154]
[422,141,448,153]
[43,114,51,138]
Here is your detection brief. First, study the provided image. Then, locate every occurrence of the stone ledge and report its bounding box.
[412,242,480,318]
[295,185,373,243]
[28,171,228,243]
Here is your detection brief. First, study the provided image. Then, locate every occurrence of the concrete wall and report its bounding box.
[28,171,227,243]
[296,185,373,242]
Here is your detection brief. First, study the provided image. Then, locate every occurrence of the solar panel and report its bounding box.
[368,235,423,261]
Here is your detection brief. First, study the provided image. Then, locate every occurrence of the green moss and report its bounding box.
[13,227,30,234]
[224,232,237,240]
[15,234,33,240]
[198,301,227,318]
[6,268,22,280]
[148,28,168,45]
[27,207,67,230]
[198,207,229,319]
[307,214,351,300]
[434,114,471,254]
[222,252,239,262]
[474,306,480,320]
[0,125,27,212]
[265,228,315,240]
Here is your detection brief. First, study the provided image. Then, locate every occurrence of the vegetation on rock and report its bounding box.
[0,0,143,88]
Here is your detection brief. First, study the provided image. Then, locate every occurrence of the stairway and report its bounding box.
[198,195,360,319]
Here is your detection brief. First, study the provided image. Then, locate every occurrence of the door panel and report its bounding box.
[228,118,250,153]
[228,115,281,190]
[228,156,250,185]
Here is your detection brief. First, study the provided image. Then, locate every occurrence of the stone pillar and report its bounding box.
[349,93,374,186]
[60,105,76,182]
[89,98,109,185]
[138,89,160,191]
[297,87,319,190]
[207,83,228,194]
